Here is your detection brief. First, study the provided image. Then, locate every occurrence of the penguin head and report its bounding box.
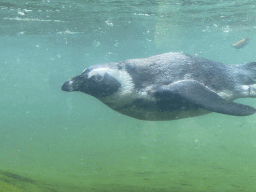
[61,67,122,98]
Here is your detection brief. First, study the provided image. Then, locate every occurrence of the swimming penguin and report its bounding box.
[61,52,256,121]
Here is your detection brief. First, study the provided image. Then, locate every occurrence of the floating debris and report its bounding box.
[57,29,81,35]
[232,38,250,49]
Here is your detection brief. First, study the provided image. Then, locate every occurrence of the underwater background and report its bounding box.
[1,0,256,191]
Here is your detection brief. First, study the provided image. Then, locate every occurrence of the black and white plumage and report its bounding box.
[61,52,256,121]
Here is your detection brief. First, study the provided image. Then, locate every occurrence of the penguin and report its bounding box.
[61,52,256,121]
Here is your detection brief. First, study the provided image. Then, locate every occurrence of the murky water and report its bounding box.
[1,0,256,191]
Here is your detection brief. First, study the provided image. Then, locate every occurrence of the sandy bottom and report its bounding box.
[0,160,255,192]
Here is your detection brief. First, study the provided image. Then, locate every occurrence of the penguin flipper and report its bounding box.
[154,80,256,116]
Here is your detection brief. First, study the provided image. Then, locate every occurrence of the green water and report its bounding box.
[1,0,256,191]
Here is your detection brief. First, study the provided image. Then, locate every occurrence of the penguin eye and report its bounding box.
[94,74,104,82]
[87,68,106,81]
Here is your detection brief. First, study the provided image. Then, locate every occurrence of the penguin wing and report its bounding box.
[154,80,256,116]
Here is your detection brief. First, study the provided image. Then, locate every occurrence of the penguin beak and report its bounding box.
[61,80,73,92]
[61,75,88,92]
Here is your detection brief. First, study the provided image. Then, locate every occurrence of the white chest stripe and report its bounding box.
[88,68,135,95]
